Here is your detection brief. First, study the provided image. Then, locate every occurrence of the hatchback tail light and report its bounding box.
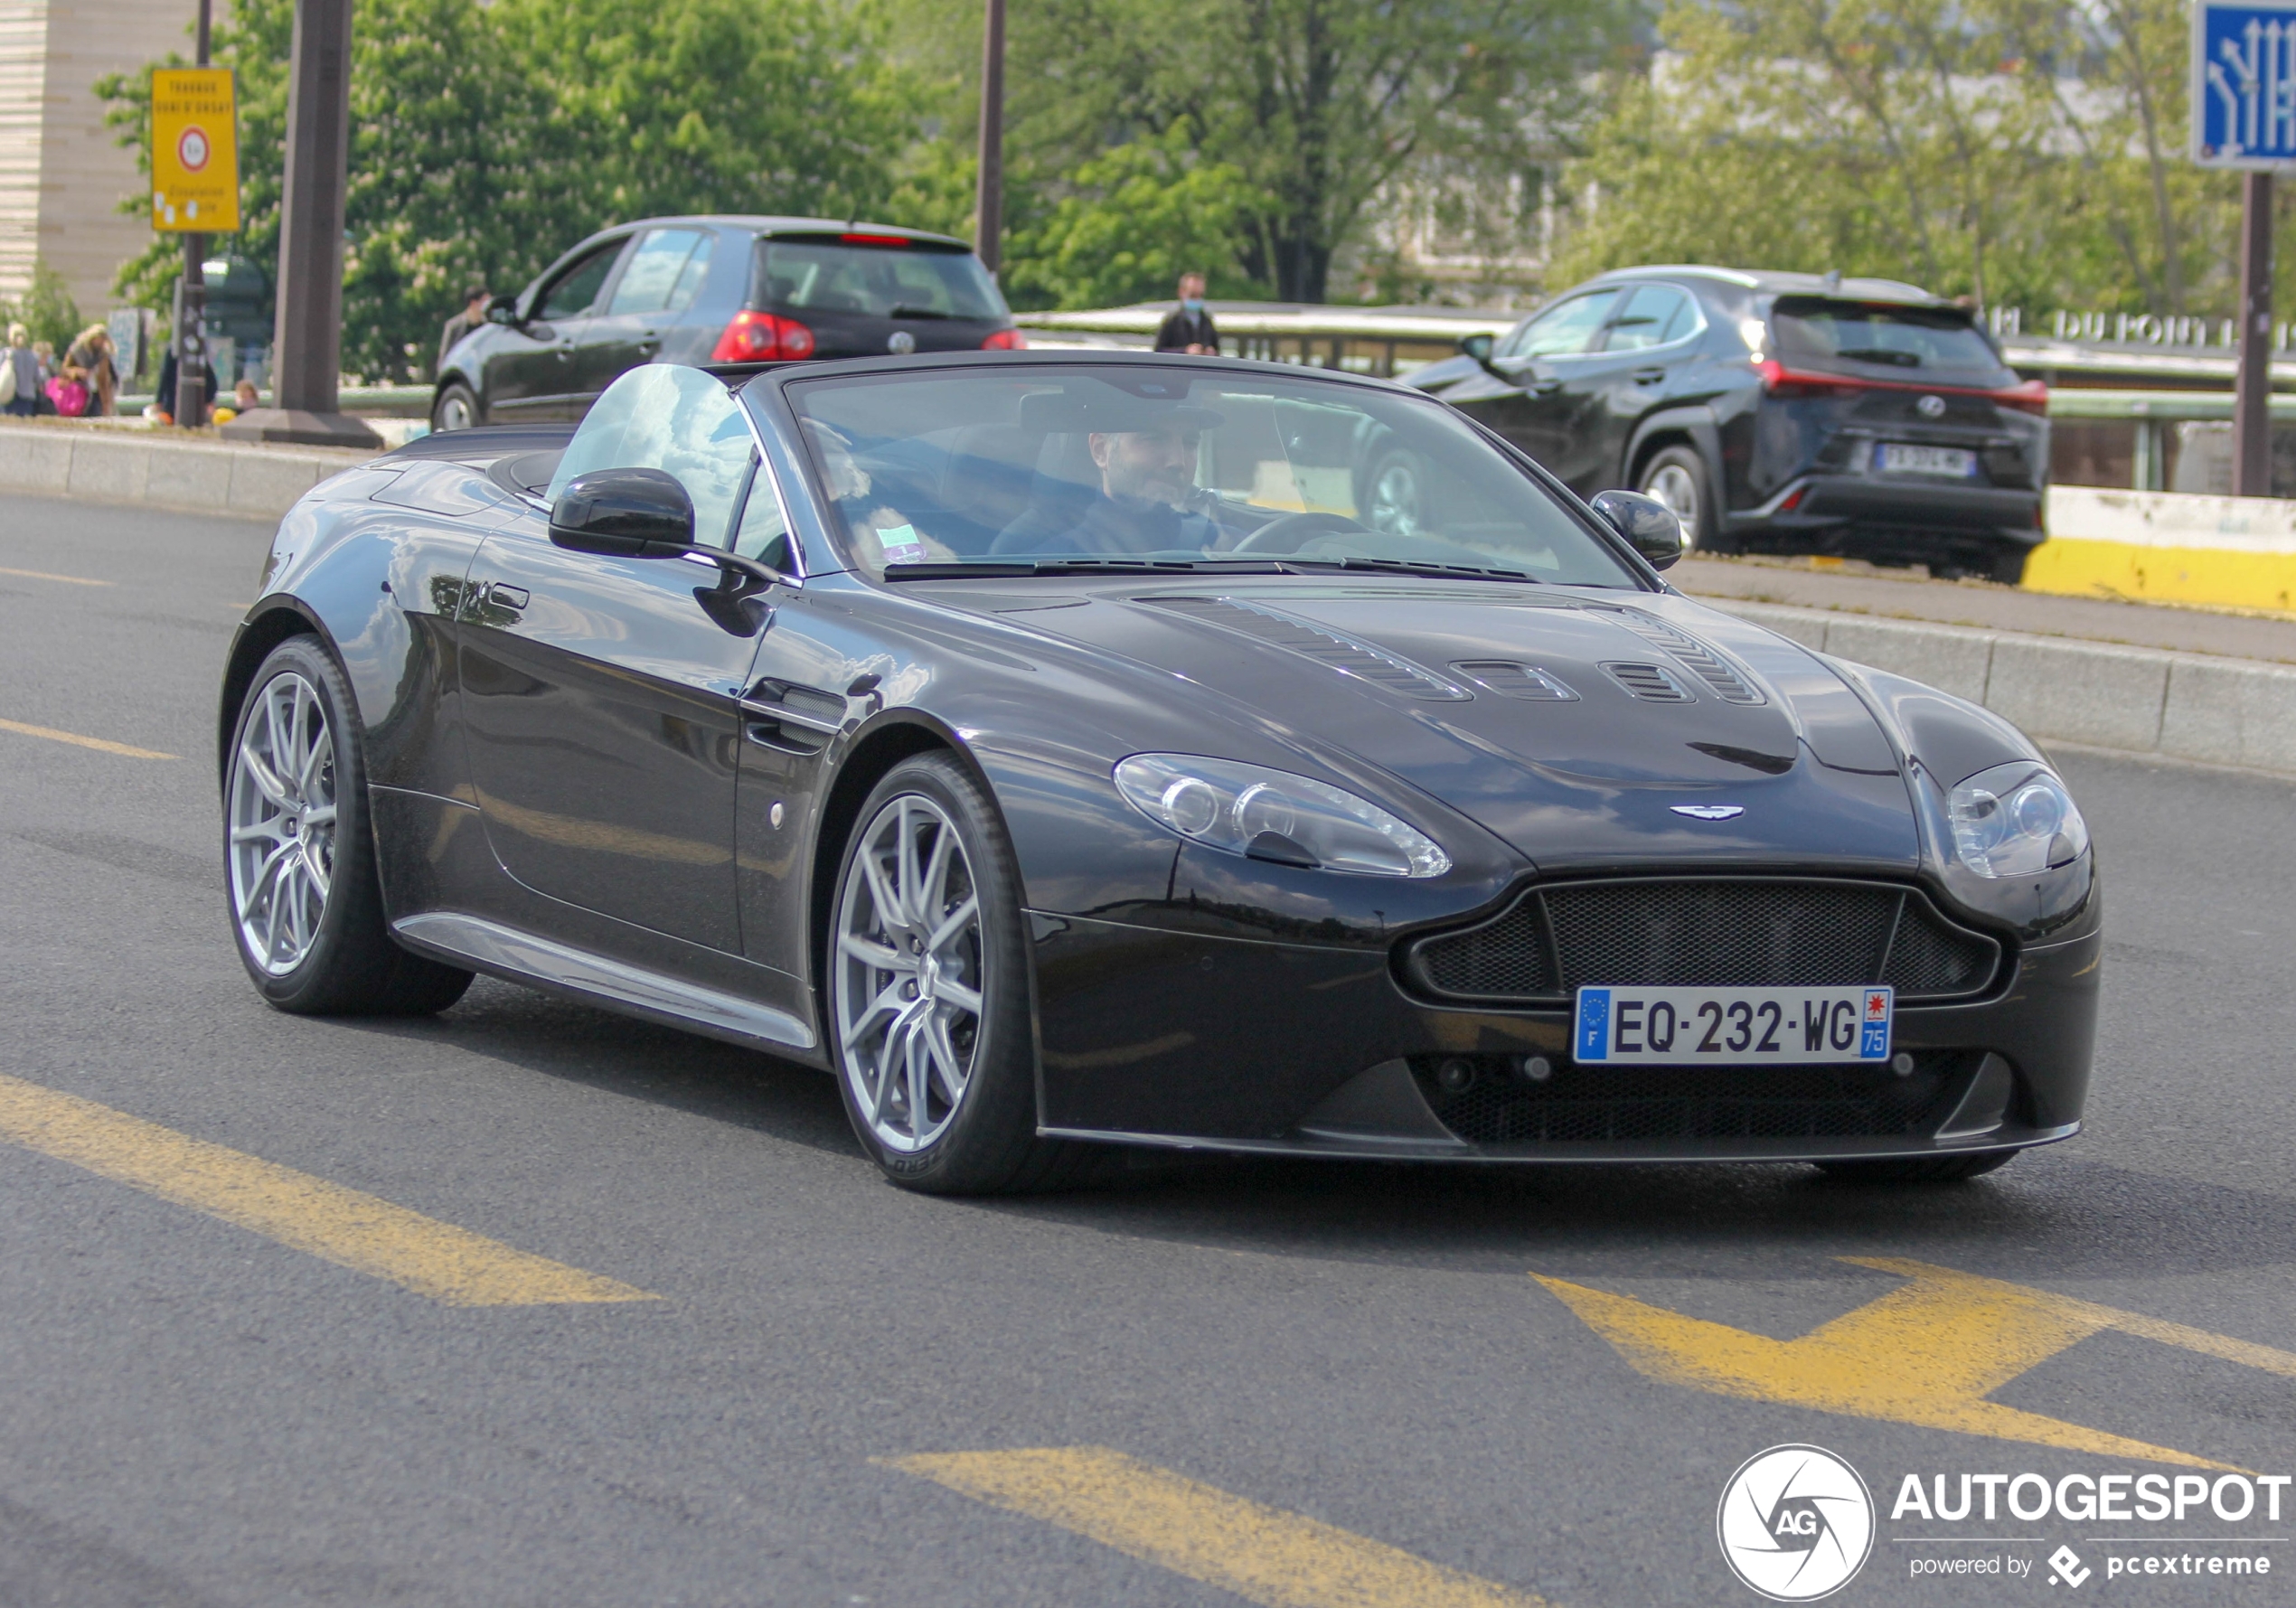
[981,328,1028,351]
[1756,358,2049,416]
[711,310,815,362]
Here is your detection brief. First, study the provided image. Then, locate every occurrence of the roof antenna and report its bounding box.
[1822,268,1843,291]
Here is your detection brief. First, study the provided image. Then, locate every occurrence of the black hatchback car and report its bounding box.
[1407,268,2050,582]
[429,216,1022,433]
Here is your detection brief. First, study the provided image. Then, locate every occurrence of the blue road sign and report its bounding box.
[2195,1,2296,166]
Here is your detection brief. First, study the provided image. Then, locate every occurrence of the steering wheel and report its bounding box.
[1229,510,1372,554]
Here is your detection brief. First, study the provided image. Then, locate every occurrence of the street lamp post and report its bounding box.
[221,0,379,447]
[172,0,212,429]
[974,0,1004,275]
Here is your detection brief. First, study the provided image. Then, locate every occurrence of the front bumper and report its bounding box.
[1027,911,2097,1162]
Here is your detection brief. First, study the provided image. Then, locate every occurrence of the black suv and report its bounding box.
[430,216,1022,432]
[1408,267,2049,582]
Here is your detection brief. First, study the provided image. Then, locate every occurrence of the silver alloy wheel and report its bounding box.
[436,390,474,431]
[833,794,986,1153]
[1367,457,1424,536]
[228,671,338,976]
[1643,462,1700,539]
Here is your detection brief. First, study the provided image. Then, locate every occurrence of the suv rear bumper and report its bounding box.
[1727,475,2043,553]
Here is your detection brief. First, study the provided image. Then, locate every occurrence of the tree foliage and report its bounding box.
[1552,0,2274,317]
[0,259,84,352]
[100,0,911,380]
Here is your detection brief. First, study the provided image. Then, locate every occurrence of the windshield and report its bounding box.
[781,364,1642,586]
[755,239,1008,321]
[1772,299,2006,375]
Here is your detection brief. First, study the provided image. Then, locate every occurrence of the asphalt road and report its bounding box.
[4,493,2295,1608]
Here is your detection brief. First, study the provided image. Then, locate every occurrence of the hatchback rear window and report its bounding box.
[1772,299,2006,375]
[753,238,1009,321]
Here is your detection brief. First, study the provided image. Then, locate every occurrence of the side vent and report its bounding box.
[1607,611,1766,704]
[1148,597,1470,701]
[1604,662,1696,702]
[1453,661,1580,701]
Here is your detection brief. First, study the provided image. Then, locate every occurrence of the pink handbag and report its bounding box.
[45,376,89,417]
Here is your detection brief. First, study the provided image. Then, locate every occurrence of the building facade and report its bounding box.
[1,1,191,315]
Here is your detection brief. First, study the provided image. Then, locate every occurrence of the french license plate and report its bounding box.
[1876,442,1977,477]
[1573,986,1893,1065]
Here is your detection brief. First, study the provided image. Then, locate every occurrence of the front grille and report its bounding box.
[1401,879,2001,1005]
[1408,1050,1980,1145]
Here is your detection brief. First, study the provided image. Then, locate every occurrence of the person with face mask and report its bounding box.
[1153,274,1219,355]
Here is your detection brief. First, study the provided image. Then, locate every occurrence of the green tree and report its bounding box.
[1004,124,1258,308]
[0,258,83,352]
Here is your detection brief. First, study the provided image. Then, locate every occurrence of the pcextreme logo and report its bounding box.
[1717,1443,1877,1601]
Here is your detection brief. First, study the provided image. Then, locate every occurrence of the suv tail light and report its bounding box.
[1756,359,2049,416]
[981,328,1027,351]
[711,310,815,362]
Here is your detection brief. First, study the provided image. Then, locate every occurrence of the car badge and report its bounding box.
[887,330,917,356]
[1916,394,1946,418]
[1670,804,1745,821]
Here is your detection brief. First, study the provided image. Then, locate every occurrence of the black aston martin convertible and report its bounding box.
[219,351,2099,1193]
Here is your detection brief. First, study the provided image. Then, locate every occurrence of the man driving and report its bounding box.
[996,395,1236,557]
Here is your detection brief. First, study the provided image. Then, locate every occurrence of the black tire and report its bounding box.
[430,381,481,433]
[1989,542,2029,586]
[825,753,1099,1195]
[1814,1150,2019,1183]
[224,637,474,1015]
[1638,445,1735,554]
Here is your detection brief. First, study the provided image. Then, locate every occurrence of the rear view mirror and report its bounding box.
[1458,333,1499,374]
[1590,489,1684,570]
[485,294,520,327]
[550,467,697,558]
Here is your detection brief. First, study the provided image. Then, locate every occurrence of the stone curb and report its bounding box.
[1712,600,2296,777]
[0,422,374,520]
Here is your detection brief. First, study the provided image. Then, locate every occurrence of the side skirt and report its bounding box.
[392,910,818,1054]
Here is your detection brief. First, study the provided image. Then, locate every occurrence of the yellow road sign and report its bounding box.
[151,67,240,232]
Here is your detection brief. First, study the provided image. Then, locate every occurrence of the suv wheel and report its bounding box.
[431,381,480,433]
[1639,446,1732,553]
[1989,542,2029,586]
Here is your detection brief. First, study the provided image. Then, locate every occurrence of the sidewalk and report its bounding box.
[1675,554,2296,666]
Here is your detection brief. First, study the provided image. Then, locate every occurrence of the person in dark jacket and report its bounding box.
[1153,274,1218,354]
[437,284,491,374]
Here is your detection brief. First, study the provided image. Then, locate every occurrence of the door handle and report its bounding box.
[485,583,529,609]
[1528,379,1565,396]
[1633,367,1666,384]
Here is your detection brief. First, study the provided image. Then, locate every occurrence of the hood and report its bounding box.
[945,581,1921,875]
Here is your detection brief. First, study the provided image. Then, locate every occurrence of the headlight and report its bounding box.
[1113,754,1452,878]
[1947,761,2088,878]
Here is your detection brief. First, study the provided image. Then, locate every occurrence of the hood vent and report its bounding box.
[1604,662,1696,701]
[1453,661,1580,701]
[1606,611,1766,704]
[1147,597,1471,701]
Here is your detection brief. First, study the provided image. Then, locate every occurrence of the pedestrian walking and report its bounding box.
[1,324,38,417]
[438,283,491,374]
[61,324,119,417]
[1153,274,1219,355]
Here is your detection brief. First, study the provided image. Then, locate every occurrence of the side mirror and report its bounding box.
[1458,332,1499,374]
[549,467,696,558]
[1590,488,1684,570]
[485,294,520,327]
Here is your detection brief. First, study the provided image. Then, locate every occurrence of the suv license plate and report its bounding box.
[1877,442,1977,477]
[1574,986,1894,1065]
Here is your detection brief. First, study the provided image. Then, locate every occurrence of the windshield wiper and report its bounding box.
[1275,555,1545,584]
[886,305,955,320]
[880,557,1297,580]
[1834,347,1922,367]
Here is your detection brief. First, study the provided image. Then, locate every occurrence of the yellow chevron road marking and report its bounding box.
[1535,1256,2296,1469]
[0,1073,657,1306]
[883,1445,1554,1608]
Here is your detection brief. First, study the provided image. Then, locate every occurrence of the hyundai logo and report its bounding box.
[1671,804,1746,821]
[1916,394,1946,418]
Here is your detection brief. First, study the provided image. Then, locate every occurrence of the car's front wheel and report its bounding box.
[1639,446,1733,554]
[226,637,473,1014]
[431,381,480,433]
[827,753,1094,1194]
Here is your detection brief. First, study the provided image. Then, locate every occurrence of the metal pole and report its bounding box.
[2235,171,2274,497]
[172,0,212,428]
[974,0,1004,275]
[223,0,378,446]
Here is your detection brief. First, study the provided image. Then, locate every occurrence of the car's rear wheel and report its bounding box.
[1989,542,2029,586]
[827,753,1096,1194]
[1814,1150,2019,1183]
[226,637,473,1015]
[431,381,480,433]
[1638,446,1733,554]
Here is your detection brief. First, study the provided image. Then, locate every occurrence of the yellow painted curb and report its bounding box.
[2024,537,2296,615]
